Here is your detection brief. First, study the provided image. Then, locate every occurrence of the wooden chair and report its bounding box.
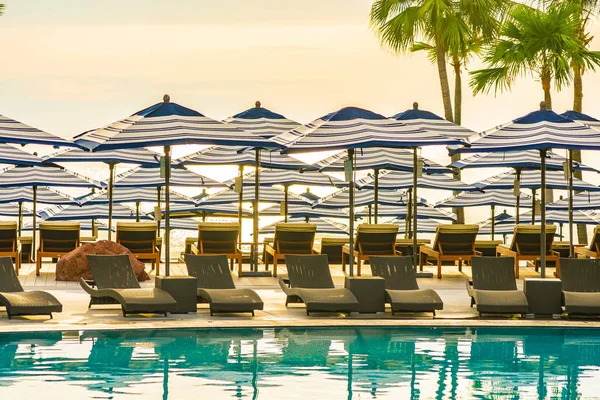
[419,224,480,279]
[575,226,600,259]
[264,223,317,277]
[496,224,559,278]
[36,222,80,276]
[0,222,20,274]
[315,237,349,264]
[116,222,161,275]
[190,222,243,276]
[474,240,503,257]
[342,224,401,276]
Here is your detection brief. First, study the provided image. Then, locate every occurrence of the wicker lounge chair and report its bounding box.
[342,224,401,276]
[36,221,80,276]
[419,224,480,279]
[80,255,176,317]
[279,254,359,315]
[116,222,161,275]
[466,256,528,317]
[560,258,600,316]
[264,223,317,277]
[0,222,20,274]
[574,226,600,259]
[190,223,243,276]
[369,255,443,316]
[496,225,559,278]
[184,254,263,316]
[0,257,62,319]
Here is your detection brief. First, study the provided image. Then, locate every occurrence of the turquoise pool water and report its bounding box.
[0,327,598,399]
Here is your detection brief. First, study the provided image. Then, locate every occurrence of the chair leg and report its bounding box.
[515,259,519,279]
[36,253,41,276]
[341,252,346,273]
[49,313,53,320]
[273,257,278,278]
[230,258,234,271]
[357,258,361,276]
[458,260,462,272]
[251,311,255,317]
[238,256,243,277]
[437,259,442,279]
[155,256,160,277]
[419,252,424,272]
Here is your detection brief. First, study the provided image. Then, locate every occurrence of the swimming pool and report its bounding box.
[0,327,598,399]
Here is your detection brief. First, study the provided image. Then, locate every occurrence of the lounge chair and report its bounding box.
[80,255,176,317]
[264,223,317,277]
[560,257,600,316]
[316,237,349,264]
[369,255,443,316]
[574,226,600,259]
[0,222,20,274]
[184,254,263,316]
[419,224,480,279]
[474,240,503,257]
[0,257,62,319]
[342,224,401,276]
[279,254,359,315]
[496,224,559,278]
[116,222,161,275]
[466,256,528,317]
[36,221,80,276]
[190,223,243,276]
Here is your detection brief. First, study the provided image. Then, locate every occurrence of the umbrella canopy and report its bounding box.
[273,106,463,153]
[314,147,453,174]
[0,203,35,217]
[436,190,533,209]
[477,211,514,235]
[225,169,346,187]
[0,114,82,148]
[357,170,477,191]
[0,144,43,166]
[43,147,162,167]
[197,186,312,206]
[390,103,475,140]
[261,203,347,218]
[561,111,600,131]
[450,150,596,171]
[386,218,440,233]
[41,202,148,221]
[355,203,456,221]
[113,166,223,188]
[22,220,112,231]
[491,209,600,228]
[160,218,201,231]
[0,186,79,205]
[166,202,252,218]
[474,169,600,192]
[77,187,197,205]
[547,192,600,211]
[259,217,349,235]
[314,188,427,209]
[0,165,104,188]
[223,102,301,139]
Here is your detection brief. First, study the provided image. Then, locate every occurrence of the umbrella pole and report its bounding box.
[136,202,140,222]
[491,205,495,241]
[284,185,289,222]
[368,205,372,224]
[374,169,379,223]
[164,145,172,276]
[515,169,521,225]
[18,201,22,237]
[238,165,244,242]
[253,149,260,272]
[412,148,418,271]
[540,149,547,278]
[568,150,574,257]
[348,149,355,276]
[531,189,536,225]
[406,188,412,239]
[108,163,115,241]
[156,187,161,237]
[32,186,37,262]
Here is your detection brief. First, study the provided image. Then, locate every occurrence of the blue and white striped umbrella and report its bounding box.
[561,111,600,131]
[486,209,600,229]
[196,186,312,206]
[390,104,475,140]
[474,169,600,191]
[356,203,456,221]
[77,187,197,205]
[477,211,514,235]
[41,202,148,221]
[223,102,301,139]
[0,114,82,148]
[0,186,79,205]
[450,150,596,171]
[385,218,440,234]
[547,191,600,211]
[261,203,348,218]
[0,203,35,217]
[0,166,104,188]
[0,144,42,166]
[357,170,477,191]
[166,202,252,217]
[314,188,425,209]
[436,189,533,208]
[43,147,161,167]
[314,147,453,174]
[160,218,201,231]
[225,169,346,187]
[259,217,349,235]
[113,166,224,188]
[22,220,111,231]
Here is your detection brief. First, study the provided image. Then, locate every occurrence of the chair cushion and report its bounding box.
[563,291,600,315]
[197,288,264,312]
[473,289,529,314]
[292,288,359,312]
[386,289,443,312]
[0,291,63,316]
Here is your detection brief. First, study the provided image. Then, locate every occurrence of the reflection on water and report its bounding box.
[0,327,598,399]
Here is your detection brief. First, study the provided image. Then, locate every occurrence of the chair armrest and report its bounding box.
[394,249,403,256]
[420,245,438,257]
[278,277,291,293]
[574,247,598,258]
[465,278,474,297]
[265,244,275,256]
[496,245,515,256]
[474,250,482,256]
[79,278,98,296]
[190,243,199,255]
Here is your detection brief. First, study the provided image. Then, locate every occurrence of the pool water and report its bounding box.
[0,327,598,399]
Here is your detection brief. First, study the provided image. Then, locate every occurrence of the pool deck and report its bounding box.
[2,261,600,333]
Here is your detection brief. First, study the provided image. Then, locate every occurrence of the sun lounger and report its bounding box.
[419,224,480,279]
[342,224,401,276]
[574,226,600,259]
[316,237,349,264]
[496,224,559,278]
[560,257,600,316]
[466,256,528,317]
[184,254,263,316]
[0,257,62,319]
[0,222,20,274]
[80,254,176,317]
[264,223,317,277]
[369,255,443,316]
[190,222,243,276]
[36,221,80,276]
[280,254,359,315]
[116,222,161,275]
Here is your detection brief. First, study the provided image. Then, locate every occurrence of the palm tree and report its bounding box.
[470,3,600,110]
[0,4,4,15]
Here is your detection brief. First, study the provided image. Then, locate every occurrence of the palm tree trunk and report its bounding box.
[435,40,454,122]
[451,55,464,223]
[573,64,588,245]
[541,72,554,202]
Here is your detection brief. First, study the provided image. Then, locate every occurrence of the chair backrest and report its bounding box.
[589,226,600,254]
[197,222,240,254]
[560,258,600,293]
[86,254,141,289]
[116,222,158,254]
[0,222,17,253]
[274,223,317,254]
[369,255,419,290]
[509,225,557,255]
[284,254,335,289]
[39,221,80,253]
[0,257,23,292]
[355,224,399,254]
[184,254,236,289]
[432,224,479,255]
[471,256,517,291]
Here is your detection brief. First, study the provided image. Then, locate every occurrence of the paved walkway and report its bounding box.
[2,261,599,333]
